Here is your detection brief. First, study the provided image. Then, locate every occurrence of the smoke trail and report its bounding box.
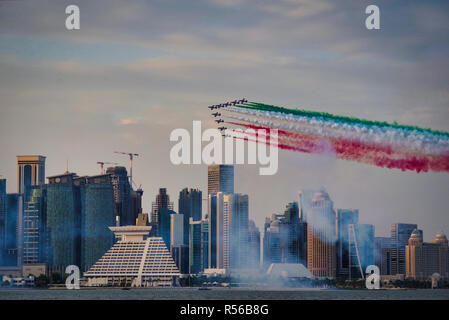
[225,106,449,156]
[227,121,449,173]
[236,102,449,138]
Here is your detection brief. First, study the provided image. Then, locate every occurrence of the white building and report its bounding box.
[84,226,180,287]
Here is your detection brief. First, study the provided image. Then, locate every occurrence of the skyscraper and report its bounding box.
[374,236,391,275]
[151,188,174,236]
[0,179,7,264]
[262,205,307,269]
[106,166,134,226]
[298,189,321,223]
[46,173,82,271]
[81,174,115,271]
[223,193,249,270]
[358,224,375,273]
[46,172,116,272]
[336,209,359,279]
[208,192,223,269]
[189,218,203,274]
[159,208,177,249]
[306,190,337,278]
[263,215,285,268]
[22,185,47,265]
[208,192,249,271]
[390,223,418,275]
[178,188,202,246]
[207,165,234,196]
[4,193,23,266]
[406,230,449,280]
[17,155,46,195]
[248,220,261,269]
[201,220,209,271]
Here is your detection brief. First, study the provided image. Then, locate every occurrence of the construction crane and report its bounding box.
[97,161,119,175]
[114,151,139,184]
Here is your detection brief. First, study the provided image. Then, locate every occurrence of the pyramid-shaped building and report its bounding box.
[84,226,180,287]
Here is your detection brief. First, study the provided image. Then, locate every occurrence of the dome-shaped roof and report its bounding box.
[408,229,423,244]
[435,231,447,239]
[312,191,330,202]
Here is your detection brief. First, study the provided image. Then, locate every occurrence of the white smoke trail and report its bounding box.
[224,106,449,156]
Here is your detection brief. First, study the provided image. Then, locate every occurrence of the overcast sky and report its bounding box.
[1,0,448,240]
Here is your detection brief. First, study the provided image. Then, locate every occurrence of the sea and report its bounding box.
[0,287,448,300]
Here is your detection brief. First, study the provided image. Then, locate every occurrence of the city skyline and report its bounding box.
[1,155,448,283]
[1,0,449,241]
[0,154,447,242]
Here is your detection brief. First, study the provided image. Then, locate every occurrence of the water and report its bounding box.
[1,288,448,300]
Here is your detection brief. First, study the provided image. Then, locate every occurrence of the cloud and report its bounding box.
[119,117,144,126]
[262,0,335,19]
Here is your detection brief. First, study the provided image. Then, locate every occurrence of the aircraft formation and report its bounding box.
[207,98,248,137]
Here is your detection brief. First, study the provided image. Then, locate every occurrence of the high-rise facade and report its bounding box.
[17,155,46,195]
[374,236,391,275]
[46,173,82,270]
[390,223,418,275]
[0,179,7,265]
[248,220,261,269]
[358,224,375,273]
[106,166,134,226]
[81,174,115,271]
[46,172,116,272]
[3,193,23,266]
[159,208,177,249]
[208,192,249,271]
[151,188,174,236]
[207,165,234,196]
[178,188,202,246]
[189,219,203,274]
[336,209,359,279]
[223,193,249,270]
[263,215,285,267]
[201,220,209,271]
[298,189,321,223]
[306,190,337,278]
[406,230,449,280]
[22,185,47,265]
[263,202,308,269]
[208,192,224,269]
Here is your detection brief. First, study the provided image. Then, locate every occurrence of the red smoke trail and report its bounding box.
[228,122,449,173]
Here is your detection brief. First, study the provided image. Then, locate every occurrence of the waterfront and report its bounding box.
[0,288,448,300]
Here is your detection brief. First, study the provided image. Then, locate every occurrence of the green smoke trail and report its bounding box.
[234,102,449,138]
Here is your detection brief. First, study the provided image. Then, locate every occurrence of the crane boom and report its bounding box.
[113,151,139,184]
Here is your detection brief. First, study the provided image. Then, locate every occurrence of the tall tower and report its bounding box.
[106,166,133,226]
[0,179,7,264]
[151,188,174,236]
[17,155,46,195]
[223,193,249,270]
[390,223,417,275]
[336,209,359,279]
[306,190,337,278]
[207,165,234,196]
[178,188,202,246]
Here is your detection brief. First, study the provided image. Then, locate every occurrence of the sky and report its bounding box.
[0,0,448,241]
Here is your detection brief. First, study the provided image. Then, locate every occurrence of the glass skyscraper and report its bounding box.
[178,188,202,246]
[81,175,115,271]
[22,185,47,265]
[207,165,234,196]
[0,179,7,265]
[336,209,359,278]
